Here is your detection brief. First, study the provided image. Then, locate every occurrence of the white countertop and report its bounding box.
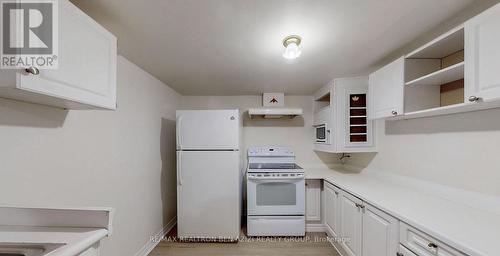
[305,167,500,256]
[0,226,108,256]
[0,206,113,256]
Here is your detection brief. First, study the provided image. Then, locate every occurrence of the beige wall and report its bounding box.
[350,109,500,196]
[0,56,180,256]
[180,95,340,167]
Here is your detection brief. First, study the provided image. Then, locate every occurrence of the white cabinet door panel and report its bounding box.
[362,203,399,256]
[305,180,321,221]
[368,57,405,119]
[18,0,117,109]
[324,182,341,238]
[465,3,500,102]
[340,191,363,256]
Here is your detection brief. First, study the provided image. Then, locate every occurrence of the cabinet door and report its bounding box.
[362,203,399,256]
[305,180,321,221]
[340,191,363,256]
[465,3,500,102]
[18,0,117,109]
[368,57,405,119]
[324,182,341,237]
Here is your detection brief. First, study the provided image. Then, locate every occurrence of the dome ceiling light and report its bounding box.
[282,35,302,60]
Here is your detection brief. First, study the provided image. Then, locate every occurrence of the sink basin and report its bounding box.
[0,243,64,256]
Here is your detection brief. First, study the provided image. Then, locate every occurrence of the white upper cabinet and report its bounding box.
[0,0,117,109]
[368,3,500,120]
[368,57,405,119]
[465,3,500,102]
[313,77,376,153]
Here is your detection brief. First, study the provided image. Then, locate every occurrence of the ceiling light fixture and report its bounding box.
[282,35,302,60]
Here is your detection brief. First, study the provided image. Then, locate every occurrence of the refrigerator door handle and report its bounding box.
[176,115,183,150]
[177,153,183,186]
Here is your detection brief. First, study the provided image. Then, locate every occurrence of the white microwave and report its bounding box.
[314,124,329,144]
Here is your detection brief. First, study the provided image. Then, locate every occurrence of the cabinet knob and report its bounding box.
[468,96,481,102]
[428,242,438,249]
[25,66,40,75]
[391,110,398,116]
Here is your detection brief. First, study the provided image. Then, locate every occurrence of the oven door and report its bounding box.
[247,173,305,216]
[314,124,328,144]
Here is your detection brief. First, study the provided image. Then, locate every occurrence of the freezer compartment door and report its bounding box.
[176,110,239,150]
[177,151,241,240]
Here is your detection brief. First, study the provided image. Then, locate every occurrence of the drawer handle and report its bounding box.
[396,253,404,256]
[428,242,438,249]
[25,66,40,75]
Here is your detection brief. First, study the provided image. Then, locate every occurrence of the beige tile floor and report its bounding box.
[148,226,340,256]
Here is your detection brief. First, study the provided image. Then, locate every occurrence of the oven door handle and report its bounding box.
[247,176,304,182]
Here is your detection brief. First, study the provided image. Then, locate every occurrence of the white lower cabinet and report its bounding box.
[305,180,322,222]
[340,191,363,256]
[322,181,465,256]
[324,182,341,237]
[323,181,399,256]
[362,203,399,256]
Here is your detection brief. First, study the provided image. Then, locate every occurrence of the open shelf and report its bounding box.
[403,25,465,115]
[406,26,464,59]
[406,62,464,86]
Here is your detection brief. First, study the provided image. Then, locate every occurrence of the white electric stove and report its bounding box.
[246,147,305,237]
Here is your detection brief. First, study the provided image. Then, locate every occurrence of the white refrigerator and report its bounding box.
[176,109,241,241]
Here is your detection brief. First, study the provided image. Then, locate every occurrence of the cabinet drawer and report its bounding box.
[400,222,465,256]
[399,245,417,256]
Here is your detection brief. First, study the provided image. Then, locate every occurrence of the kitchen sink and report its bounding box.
[0,243,64,256]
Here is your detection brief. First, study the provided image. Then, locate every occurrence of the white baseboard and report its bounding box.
[330,239,346,256]
[134,217,177,256]
[306,223,326,232]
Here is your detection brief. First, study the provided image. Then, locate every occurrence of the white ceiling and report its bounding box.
[72,0,475,95]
